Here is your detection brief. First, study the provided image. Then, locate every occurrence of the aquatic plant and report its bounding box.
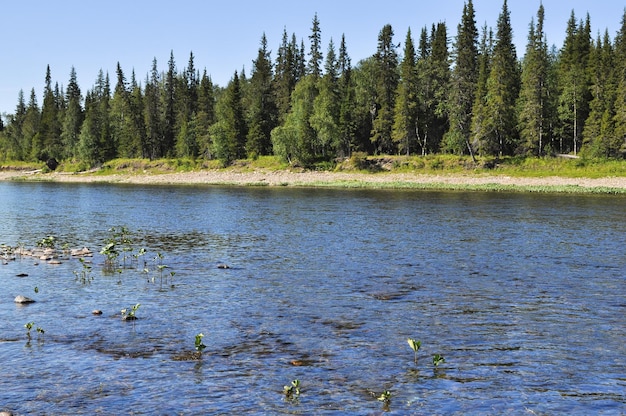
[407,338,421,364]
[283,379,300,401]
[432,354,445,366]
[37,235,56,249]
[152,252,175,289]
[121,303,141,321]
[34,286,39,293]
[377,389,391,411]
[24,321,34,340]
[194,333,206,352]
[73,258,93,284]
[100,242,119,274]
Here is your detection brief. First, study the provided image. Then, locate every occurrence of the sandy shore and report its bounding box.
[1,169,626,192]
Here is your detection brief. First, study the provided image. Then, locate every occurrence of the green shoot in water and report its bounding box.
[195,333,206,352]
[433,354,445,366]
[283,379,300,401]
[407,338,421,364]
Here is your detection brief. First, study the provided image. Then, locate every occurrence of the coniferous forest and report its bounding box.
[2,1,626,168]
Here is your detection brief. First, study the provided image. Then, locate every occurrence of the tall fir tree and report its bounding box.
[274,29,298,124]
[311,38,340,157]
[392,28,418,155]
[613,10,626,155]
[557,12,591,155]
[470,25,494,153]
[144,58,163,159]
[480,0,520,156]
[371,24,399,154]
[5,90,28,160]
[583,31,618,157]
[246,34,278,157]
[212,71,247,163]
[517,4,552,156]
[127,70,147,158]
[35,65,62,161]
[195,70,216,158]
[416,23,450,155]
[163,51,177,157]
[337,34,357,158]
[110,63,134,158]
[60,67,84,159]
[445,0,478,157]
[308,13,323,78]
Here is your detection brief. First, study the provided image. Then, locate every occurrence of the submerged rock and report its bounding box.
[92,310,103,315]
[14,295,35,304]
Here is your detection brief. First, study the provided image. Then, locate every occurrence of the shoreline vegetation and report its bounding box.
[1,155,626,194]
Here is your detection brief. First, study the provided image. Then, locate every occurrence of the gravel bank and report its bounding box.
[1,169,626,191]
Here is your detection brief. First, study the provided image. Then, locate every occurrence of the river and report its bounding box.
[0,182,624,414]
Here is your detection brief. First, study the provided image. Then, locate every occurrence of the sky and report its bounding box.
[1,0,624,115]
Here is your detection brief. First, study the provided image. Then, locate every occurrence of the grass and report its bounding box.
[2,155,626,194]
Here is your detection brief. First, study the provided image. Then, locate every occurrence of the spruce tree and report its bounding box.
[308,13,323,78]
[310,38,340,157]
[144,58,163,159]
[416,23,450,155]
[195,70,215,158]
[128,70,147,158]
[274,29,297,124]
[557,12,592,155]
[445,0,478,157]
[481,0,520,156]
[213,71,247,164]
[613,10,626,156]
[517,4,551,156]
[60,67,84,159]
[246,34,277,157]
[392,28,418,155]
[371,24,399,154]
[163,51,177,157]
[22,89,41,161]
[337,34,357,158]
[35,65,62,161]
[470,25,494,153]
[110,63,134,158]
[4,90,28,160]
[583,31,617,157]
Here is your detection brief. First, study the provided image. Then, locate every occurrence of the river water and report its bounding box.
[0,182,624,415]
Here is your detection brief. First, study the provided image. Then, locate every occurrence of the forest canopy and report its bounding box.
[2,0,626,167]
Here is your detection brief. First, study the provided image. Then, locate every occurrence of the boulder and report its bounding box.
[46,158,59,171]
[14,295,35,304]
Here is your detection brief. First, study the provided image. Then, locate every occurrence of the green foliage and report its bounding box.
[3,7,626,166]
[194,333,207,352]
[37,235,56,249]
[433,354,446,366]
[73,257,94,284]
[283,379,300,401]
[121,303,140,321]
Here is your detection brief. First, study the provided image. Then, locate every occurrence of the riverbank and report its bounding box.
[2,168,626,193]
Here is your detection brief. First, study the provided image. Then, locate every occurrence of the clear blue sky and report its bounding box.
[0,0,623,115]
